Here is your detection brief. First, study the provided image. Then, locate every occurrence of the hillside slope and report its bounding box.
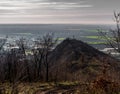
[49,38,120,81]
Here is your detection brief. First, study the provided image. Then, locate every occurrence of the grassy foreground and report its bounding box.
[0,78,120,94]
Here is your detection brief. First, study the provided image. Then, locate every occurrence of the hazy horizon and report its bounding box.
[0,0,120,24]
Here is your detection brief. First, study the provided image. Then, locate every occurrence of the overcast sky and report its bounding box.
[0,0,120,24]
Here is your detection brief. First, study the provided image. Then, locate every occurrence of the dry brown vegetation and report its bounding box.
[0,34,120,94]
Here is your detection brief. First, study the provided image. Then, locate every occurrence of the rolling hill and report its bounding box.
[49,38,120,81]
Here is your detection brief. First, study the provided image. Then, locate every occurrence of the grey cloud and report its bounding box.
[0,0,92,15]
[0,0,120,24]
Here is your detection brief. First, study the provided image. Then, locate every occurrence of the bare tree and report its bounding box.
[0,37,7,82]
[32,40,44,81]
[0,37,7,51]
[0,34,58,83]
[98,12,120,53]
[16,38,31,82]
[40,33,57,82]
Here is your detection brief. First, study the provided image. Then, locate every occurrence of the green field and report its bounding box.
[87,41,106,45]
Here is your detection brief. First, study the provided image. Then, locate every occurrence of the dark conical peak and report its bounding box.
[49,38,119,81]
[49,38,109,64]
[56,38,105,56]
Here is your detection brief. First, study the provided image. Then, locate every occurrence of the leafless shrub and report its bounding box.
[98,12,120,53]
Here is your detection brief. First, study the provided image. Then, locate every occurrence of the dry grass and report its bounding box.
[0,80,119,94]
